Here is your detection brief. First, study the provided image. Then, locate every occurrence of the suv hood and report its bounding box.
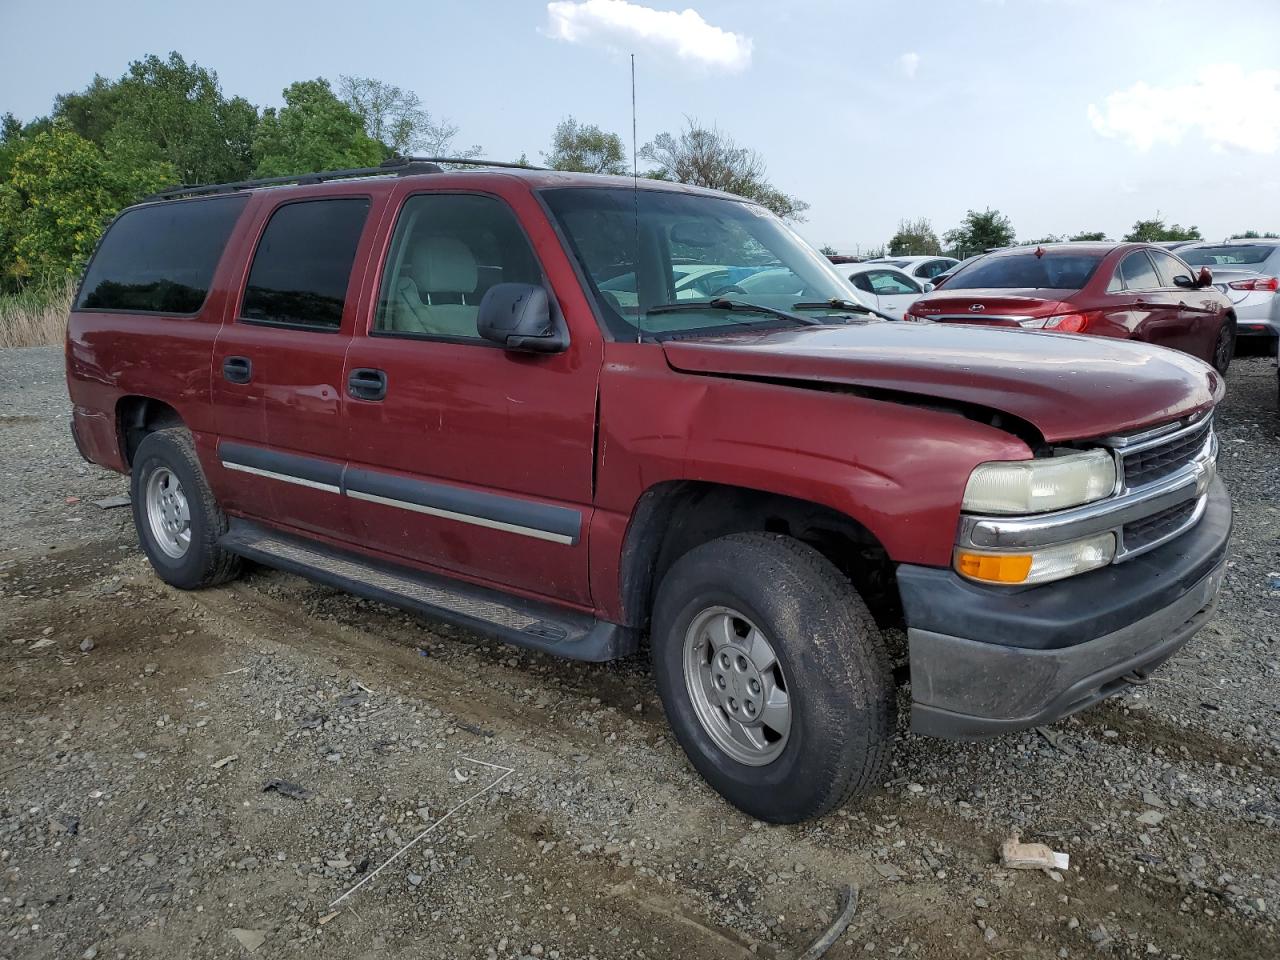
[662,322,1223,443]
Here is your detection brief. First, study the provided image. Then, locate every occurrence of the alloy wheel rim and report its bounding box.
[145,467,191,559]
[682,605,791,766]
[1214,327,1232,371]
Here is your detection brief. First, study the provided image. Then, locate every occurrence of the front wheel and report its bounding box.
[651,533,896,823]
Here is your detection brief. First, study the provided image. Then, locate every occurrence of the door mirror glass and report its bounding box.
[477,283,567,353]
[1173,274,1195,289]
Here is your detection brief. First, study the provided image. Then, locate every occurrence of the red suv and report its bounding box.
[905,242,1236,374]
[67,160,1230,823]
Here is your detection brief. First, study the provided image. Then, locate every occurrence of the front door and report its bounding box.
[341,188,602,606]
[211,194,379,542]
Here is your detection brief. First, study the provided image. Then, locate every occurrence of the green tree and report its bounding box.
[1123,217,1201,243]
[252,79,385,177]
[819,244,839,256]
[54,53,257,185]
[1230,230,1279,239]
[544,117,627,174]
[1023,234,1063,245]
[640,119,808,221]
[0,126,173,282]
[888,217,942,255]
[943,208,1015,254]
[337,75,480,158]
[1069,230,1109,241]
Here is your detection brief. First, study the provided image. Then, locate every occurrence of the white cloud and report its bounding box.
[897,52,920,79]
[1088,65,1280,154]
[544,0,753,72]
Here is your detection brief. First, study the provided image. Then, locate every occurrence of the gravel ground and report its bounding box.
[1,345,1277,960]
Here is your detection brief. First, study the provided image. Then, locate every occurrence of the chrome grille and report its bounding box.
[1121,418,1213,489]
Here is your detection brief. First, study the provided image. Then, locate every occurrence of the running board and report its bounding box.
[219,520,635,662]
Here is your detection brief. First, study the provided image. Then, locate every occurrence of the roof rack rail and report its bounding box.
[142,155,545,202]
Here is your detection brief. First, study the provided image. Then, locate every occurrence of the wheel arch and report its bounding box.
[116,395,186,468]
[617,480,900,632]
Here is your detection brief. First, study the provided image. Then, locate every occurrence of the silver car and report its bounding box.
[1179,240,1280,342]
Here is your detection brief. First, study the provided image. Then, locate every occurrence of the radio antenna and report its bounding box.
[631,53,642,345]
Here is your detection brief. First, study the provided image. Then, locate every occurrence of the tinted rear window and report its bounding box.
[1182,244,1274,266]
[241,198,371,329]
[945,251,1104,290]
[77,196,247,313]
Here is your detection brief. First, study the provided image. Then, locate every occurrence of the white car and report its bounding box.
[866,255,958,283]
[837,263,930,320]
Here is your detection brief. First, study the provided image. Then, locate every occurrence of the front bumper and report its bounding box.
[901,478,1231,739]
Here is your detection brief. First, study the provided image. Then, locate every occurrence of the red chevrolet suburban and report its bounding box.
[66,159,1230,823]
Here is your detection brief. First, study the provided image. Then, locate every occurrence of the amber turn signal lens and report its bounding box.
[954,551,1033,584]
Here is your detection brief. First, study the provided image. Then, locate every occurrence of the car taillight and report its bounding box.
[1228,277,1279,292]
[1019,311,1098,333]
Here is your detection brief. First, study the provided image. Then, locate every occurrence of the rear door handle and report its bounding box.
[222,356,252,384]
[348,368,388,401]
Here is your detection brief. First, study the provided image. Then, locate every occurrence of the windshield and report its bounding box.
[1182,244,1274,266]
[943,250,1104,290]
[541,187,859,337]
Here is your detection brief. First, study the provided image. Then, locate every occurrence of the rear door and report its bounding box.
[340,185,602,606]
[211,193,380,542]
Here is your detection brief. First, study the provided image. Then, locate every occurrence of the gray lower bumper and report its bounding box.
[908,535,1228,740]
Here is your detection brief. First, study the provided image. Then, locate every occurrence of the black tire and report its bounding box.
[1211,320,1235,376]
[650,533,895,823]
[130,427,241,590]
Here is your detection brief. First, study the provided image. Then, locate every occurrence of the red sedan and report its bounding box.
[905,242,1236,374]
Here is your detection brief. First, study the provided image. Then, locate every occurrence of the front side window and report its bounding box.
[1149,249,1193,288]
[78,195,247,314]
[541,186,856,339]
[241,198,371,329]
[865,270,920,295]
[941,251,1104,290]
[375,193,542,340]
[1115,251,1160,292]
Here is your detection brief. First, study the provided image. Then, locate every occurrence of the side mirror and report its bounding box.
[921,282,936,293]
[1196,266,1213,288]
[1173,274,1196,289]
[477,283,567,354]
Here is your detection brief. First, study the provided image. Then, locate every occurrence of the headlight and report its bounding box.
[955,532,1116,586]
[962,449,1116,515]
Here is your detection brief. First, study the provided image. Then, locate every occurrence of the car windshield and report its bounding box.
[541,187,858,337]
[1182,244,1274,266]
[943,250,1105,290]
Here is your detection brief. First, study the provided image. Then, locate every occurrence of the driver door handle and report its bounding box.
[348,368,387,402]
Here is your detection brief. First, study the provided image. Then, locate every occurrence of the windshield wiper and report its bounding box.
[792,298,897,323]
[645,298,825,326]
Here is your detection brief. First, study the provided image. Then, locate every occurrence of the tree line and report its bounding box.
[878,211,1275,261]
[1,51,1273,293]
[0,52,806,292]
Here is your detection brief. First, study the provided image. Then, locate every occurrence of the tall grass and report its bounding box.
[0,279,75,348]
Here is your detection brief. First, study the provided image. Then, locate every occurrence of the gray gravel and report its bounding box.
[1,345,1277,959]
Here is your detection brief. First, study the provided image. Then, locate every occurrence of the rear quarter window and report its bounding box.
[77,195,248,314]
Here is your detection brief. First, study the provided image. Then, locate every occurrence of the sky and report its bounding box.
[2,0,1279,253]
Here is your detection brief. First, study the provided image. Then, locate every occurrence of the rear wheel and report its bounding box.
[651,533,896,823]
[1211,320,1235,375]
[131,428,241,590]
